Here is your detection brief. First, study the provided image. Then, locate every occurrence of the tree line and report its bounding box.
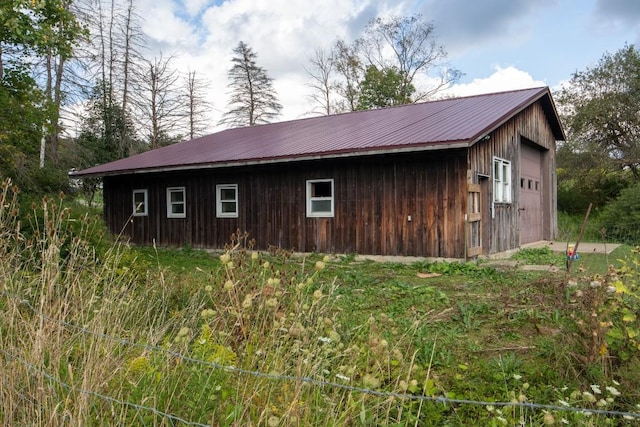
[2,0,640,232]
[1,0,212,195]
[555,44,640,239]
[0,1,459,195]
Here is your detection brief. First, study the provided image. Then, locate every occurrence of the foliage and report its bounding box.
[1,0,85,167]
[0,67,45,185]
[597,181,640,244]
[77,81,142,164]
[219,41,282,128]
[565,250,640,372]
[3,184,640,425]
[511,247,565,266]
[309,14,460,114]
[557,44,640,178]
[357,65,415,110]
[556,160,630,214]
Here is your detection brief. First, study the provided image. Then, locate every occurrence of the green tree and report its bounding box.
[556,140,630,213]
[72,81,141,204]
[0,0,84,195]
[557,44,640,178]
[0,68,45,184]
[219,41,282,128]
[357,65,415,110]
[76,81,140,165]
[38,0,85,166]
[319,14,460,113]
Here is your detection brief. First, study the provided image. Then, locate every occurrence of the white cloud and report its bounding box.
[182,0,211,16]
[443,65,546,98]
[138,0,199,49]
[136,0,383,127]
[93,0,634,135]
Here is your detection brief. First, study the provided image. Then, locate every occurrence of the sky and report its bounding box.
[132,0,640,130]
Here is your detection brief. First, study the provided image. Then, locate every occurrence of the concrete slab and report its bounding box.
[521,240,620,255]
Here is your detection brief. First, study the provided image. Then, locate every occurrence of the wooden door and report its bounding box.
[467,183,482,257]
[519,144,543,244]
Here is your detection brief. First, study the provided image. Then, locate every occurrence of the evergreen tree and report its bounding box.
[219,41,282,127]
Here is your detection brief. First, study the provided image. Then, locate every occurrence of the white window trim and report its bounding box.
[306,179,334,218]
[166,186,186,218]
[493,157,512,203]
[132,189,148,216]
[216,184,239,218]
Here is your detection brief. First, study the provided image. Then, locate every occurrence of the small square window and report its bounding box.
[216,184,238,218]
[167,187,186,218]
[306,179,334,217]
[132,189,148,216]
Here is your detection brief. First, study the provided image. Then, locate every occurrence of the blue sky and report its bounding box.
[135,0,640,127]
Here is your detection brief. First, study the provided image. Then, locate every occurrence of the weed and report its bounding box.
[2,179,640,425]
[511,246,565,266]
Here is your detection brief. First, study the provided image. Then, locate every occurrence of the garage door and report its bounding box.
[519,143,542,244]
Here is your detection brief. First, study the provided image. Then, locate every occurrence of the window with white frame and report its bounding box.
[306,179,334,217]
[166,187,186,218]
[216,184,238,218]
[493,157,512,203]
[132,189,148,216]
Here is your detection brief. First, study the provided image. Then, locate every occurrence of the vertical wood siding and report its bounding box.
[103,149,468,258]
[467,101,557,254]
[102,99,557,258]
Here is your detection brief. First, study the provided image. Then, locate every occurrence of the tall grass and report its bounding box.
[2,178,639,425]
[0,180,435,425]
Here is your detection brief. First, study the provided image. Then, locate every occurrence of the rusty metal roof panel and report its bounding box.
[73,87,561,177]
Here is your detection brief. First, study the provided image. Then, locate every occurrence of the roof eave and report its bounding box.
[70,141,471,178]
[468,87,565,146]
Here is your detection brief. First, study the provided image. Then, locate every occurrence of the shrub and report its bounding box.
[598,181,640,244]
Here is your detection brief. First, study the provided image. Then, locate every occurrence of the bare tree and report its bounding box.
[304,48,337,115]
[73,0,146,157]
[331,39,363,112]
[118,0,145,152]
[358,14,461,101]
[219,41,282,128]
[136,54,184,149]
[184,70,212,139]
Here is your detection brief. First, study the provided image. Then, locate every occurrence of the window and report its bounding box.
[216,184,238,218]
[493,157,511,203]
[166,187,186,218]
[132,189,148,216]
[306,179,334,217]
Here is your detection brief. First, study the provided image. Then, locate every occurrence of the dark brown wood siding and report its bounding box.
[467,100,557,254]
[103,149,468,258]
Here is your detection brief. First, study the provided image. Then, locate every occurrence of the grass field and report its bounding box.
[2,183,640,425]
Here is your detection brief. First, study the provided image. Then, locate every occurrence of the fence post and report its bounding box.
[566,203,592,273]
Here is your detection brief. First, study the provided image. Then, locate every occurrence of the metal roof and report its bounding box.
[72,86,564,177]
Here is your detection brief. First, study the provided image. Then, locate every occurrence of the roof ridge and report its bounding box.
[215,86,550,132]
[71,86,560,178]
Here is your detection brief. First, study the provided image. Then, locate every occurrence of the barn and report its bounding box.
[71,87,565,259]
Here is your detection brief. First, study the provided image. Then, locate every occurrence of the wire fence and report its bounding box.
[2,290,640,425]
